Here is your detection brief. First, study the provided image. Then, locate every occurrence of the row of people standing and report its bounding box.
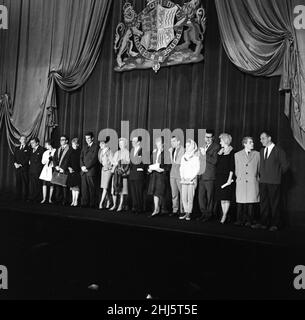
[13,130,289,230]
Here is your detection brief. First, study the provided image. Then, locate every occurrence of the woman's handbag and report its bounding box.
[51,171,68,187]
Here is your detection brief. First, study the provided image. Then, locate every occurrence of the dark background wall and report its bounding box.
[1,0,304,224]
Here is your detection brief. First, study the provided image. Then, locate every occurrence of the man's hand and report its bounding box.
[81,166,88,173]
[68,167,74,174]
[14,163,21,169]
[55,166,60,171]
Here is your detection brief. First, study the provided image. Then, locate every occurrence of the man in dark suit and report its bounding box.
[53,135,71,205]
[80,132,99,208]
[252,132,289,232]
[129,136,145,214]
[197,130,220,222]
[13,136,30,200]
[28,138,45,202]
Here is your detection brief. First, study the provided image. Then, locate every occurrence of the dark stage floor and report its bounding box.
[0,194,305,300]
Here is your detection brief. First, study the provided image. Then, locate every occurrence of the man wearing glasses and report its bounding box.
[197,129,220,222]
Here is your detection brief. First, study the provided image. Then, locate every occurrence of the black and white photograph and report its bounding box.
[1,0,305,305]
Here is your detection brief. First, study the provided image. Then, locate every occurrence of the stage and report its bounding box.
[0,194,304,300]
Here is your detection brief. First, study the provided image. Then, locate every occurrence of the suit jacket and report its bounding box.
[235,150,260,203]
[80,143,99,176]
[29,146,45,176]
[169,146,184,179]
[259,145,289,185]
[53,145,71,173]
[130,147,145,181]
[13,145,30,171]
[199,142,220,180]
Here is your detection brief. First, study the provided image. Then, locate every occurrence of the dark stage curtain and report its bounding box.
[0,0,112,144]
[1,0,305,223]
[215,0,305,151]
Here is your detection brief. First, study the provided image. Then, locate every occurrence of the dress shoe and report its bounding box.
[234,221,243,227]
[150,211,160,217]
[269,226,278,232]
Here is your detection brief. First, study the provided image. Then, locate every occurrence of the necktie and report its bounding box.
[59,147,64,160]
[264,147,268,160]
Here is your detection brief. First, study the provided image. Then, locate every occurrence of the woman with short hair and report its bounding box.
[215,133,235,224]
[39,140,56,204]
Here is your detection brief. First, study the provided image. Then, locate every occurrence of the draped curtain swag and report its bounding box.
[215,0,305,150]
[0,0,112,151]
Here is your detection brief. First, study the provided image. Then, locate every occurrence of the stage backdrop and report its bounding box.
[1,0,305,224]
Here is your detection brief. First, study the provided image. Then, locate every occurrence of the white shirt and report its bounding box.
[155,150,161,164]
[134,146,140,157]
[264,143,275,159]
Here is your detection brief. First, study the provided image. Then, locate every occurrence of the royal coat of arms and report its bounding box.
[114,0,206,73]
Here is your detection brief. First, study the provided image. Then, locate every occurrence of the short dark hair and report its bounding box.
[206,129,215,136]
[137,136,142,143]
[30,137,40,144]
[261,131,275,142]
[45,140,53,146]
[85,132,94,139]
[60,135,69,142]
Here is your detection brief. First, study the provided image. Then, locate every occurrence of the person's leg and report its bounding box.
[88,176,96,208]
[75,189,80,206]
[152,196,160,215]
[22,170,29,200]
[41,184,47,203]
[81,174,88,207]
[129,180,136,211]
[236,203,244,225]
[99,188,107,208]
[180,185,188,219]
[259,183,269,227]
[176,178,183,214]
[269,184,281,228]
[49,186,54,203]
[117,194,124,211]
[246,203,255,226]
[206,180,215,219]
[220,200,230,224]
[186,185,196,219]
[170,177,179,214]
[16,169,22,199]
[198,177,206,215]
[34,176,42,202]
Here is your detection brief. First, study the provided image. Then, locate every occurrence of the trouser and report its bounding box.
[16,168,29,200]
[55,185,68,204]
[236,203,255,224]
[130,179,144,212]
[259,183,281,227]
[181,183,197,214]
[81,174,96,207]
[198,179,215,218]
[170,177,183,213]
[28,173,42,202]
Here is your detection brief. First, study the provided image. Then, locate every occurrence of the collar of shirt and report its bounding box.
[88,143,93,148]
[134,146,140,156]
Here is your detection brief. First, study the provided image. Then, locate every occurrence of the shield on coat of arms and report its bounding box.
[141,5,178,51]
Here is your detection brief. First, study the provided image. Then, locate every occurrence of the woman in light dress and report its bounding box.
[39,140,56,204]
[98,136,113,209]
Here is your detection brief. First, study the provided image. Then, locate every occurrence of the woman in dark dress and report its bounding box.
[148,137,170,217]
[67,138,81,207]
[215,133,235,224]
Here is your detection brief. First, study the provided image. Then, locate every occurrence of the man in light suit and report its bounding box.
[80,132,99,208]
[129,136,146,214]
[13,136,30,200]
[234,137,260,227]
[169,136,184,216]
[53,135,71,205]
[197,130,220,222]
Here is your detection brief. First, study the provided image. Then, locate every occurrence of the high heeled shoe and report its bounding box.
[109,205,117,211]
[150,211,160,217]
[116,206,123,212]
[220,213,228,224]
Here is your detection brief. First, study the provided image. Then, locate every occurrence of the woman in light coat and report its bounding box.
[179,139,200,221]
[234,136,260,226]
